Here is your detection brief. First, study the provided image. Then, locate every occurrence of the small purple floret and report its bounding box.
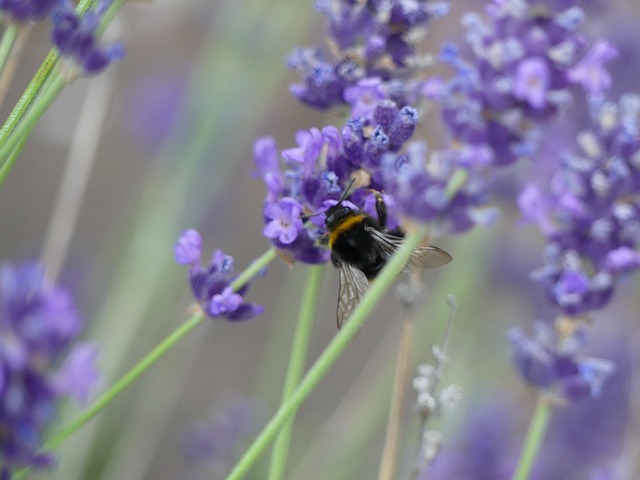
[174,230,264,322]
[50,0,125,76]
[174,229,202,266]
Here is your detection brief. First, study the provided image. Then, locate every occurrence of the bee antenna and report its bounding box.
[339,178,357,203]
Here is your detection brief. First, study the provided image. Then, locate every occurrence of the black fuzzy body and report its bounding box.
[326,205,388,280]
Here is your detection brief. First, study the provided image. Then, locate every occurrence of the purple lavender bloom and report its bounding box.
[0,0,58,21]
[174,230,264,321]
[263,198,304,245]
[50,0,125,75]
[513,57,550,110]
[535,336,632,479]
[423,400,519,480]
[52,343,101,404]
[174,229,203,266]
[289,1,450,111]
[509,319,614,402]
[568,40,619,97]
[523,95,640,315]
[0,262,99,478]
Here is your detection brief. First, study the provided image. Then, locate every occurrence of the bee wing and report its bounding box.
[365,227,452,271]
[337,260,370,329]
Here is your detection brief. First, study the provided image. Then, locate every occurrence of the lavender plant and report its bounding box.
[0,0,638,479]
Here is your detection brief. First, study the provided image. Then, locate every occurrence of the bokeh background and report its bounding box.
[1,1,639,479]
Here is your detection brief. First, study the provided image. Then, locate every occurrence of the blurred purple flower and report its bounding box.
[0,262,99,478]
[523,95,640,315]
[174,230,264,321]
[568,40,619,97]
[180,394,264,480]
[509,319,614,402]
[534,335,632,479]
[174,229,203,266]
[423,400,519,480]
[52,342,101,404]
[125,73,187,152]
[0,0,58,21]
[51,0,125,76]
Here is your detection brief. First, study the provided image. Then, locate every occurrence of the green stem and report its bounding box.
[511,397,553,480]
[43,313,205,452]
[0,23,19,78]
[0,128,27,187]
[231,248,277,291]
[268,265,324,480]
[226,228,426,480]
[0,68,65,164]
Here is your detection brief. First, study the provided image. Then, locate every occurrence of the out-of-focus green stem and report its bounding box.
[512,397,553,480]
[0,127,26,187]
[268,265,324,480]
[226,229,427,480]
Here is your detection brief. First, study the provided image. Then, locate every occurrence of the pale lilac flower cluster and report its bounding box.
[520,95,640,315]
[174,230,264,321]
[0,0,124,75]
[387,0,618,232]
[510,94,640,401]
[0,262,100,479]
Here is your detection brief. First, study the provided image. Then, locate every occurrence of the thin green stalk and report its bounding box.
[226,228,426,480]
[0,70,65,163]
[231,248,277,291]
[43,313,205,452]
[512,397,553,480]
[0,129,26,186]
[268,265,324,480]
[11,313,204,480]
[0,23,19,78]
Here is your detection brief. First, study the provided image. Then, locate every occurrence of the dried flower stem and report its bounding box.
[42,69,115,283]
[378,312,415,480]
[268,265,324,480]
[226,228,427,480]
[0,23,31,110]
[411,294,457,478]
[511,397,553,480]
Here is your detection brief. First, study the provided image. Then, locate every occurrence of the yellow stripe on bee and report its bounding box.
[328,214,366,248]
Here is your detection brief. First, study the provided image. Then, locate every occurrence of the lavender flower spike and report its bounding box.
[174,230,264,321]
[509,319,614,402]
[50,0,125,76]
[0,262,100,478]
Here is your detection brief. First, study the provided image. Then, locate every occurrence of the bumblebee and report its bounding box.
[325,191,452,328]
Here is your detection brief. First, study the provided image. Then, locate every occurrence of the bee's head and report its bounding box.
[324,203,356,231]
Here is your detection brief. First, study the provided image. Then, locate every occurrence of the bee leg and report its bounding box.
[374,193,387,229]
